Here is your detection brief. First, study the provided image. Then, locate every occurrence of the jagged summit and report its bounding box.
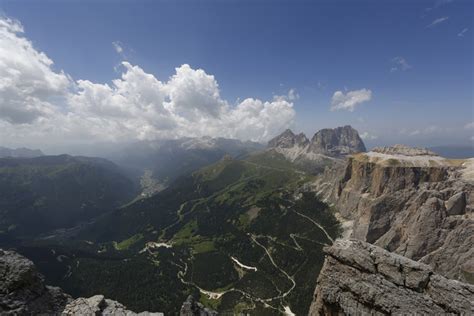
[267,129,309,148]
[267,126,366,164]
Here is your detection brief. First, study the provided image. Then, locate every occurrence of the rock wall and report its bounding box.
[309,240,474,315]
[313,151,474,283]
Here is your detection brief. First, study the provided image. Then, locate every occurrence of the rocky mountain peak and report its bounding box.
[308,125,366,157]
[267,129,309,148]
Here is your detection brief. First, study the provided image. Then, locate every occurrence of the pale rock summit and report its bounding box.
[372,144,437,156]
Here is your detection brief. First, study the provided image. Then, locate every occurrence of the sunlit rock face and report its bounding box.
[312,146,474,283]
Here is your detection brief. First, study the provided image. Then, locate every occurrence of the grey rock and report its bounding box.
[267,129,309,148]
[62,295,164,316]
[445,192,466,215]
[0,249,71,315]
[309,240,474,315]
[308,125,366,157]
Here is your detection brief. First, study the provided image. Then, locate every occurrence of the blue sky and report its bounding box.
[0,0,472,148]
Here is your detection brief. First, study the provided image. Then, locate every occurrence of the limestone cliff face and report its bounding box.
[309,240,474,315]
[313,148,474,283]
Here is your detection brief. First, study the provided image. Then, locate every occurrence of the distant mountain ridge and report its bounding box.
[0,146,44,158]
[268,125,366,160]
[266,126,366,173]
[108,136,263,190]
[0,154,136,237]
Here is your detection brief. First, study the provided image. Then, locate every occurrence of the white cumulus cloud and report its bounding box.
[0,17,70,124]
[0,16,295,146]
[330,89,372,112]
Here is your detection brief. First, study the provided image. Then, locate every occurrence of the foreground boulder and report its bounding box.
[309,240,474,315]
[0,249,164,315]
[0,249,71,314]
[62,295,163,316]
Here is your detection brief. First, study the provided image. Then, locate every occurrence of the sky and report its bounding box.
[0,0,472,152]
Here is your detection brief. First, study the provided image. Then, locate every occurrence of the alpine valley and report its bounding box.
[1,126,473,315]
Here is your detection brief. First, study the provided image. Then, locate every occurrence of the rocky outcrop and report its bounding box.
[309,240,474,315]
[0,249,164,315]
[180,295,217,316]
[0,249,71,315]
[63,295,163,316]
[313,147,474,283]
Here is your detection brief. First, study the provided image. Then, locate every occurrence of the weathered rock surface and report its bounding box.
[313,147,474,283]
[0,249,164,315]
[0,249,71,315]
[309,240,474,315]
[180,295,218,316]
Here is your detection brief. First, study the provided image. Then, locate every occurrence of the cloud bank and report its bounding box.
[330,89,372,112]
[0,17,295,146]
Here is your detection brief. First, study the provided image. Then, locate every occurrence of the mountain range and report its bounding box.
[0,126,473,315]
[0,147,44,158]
